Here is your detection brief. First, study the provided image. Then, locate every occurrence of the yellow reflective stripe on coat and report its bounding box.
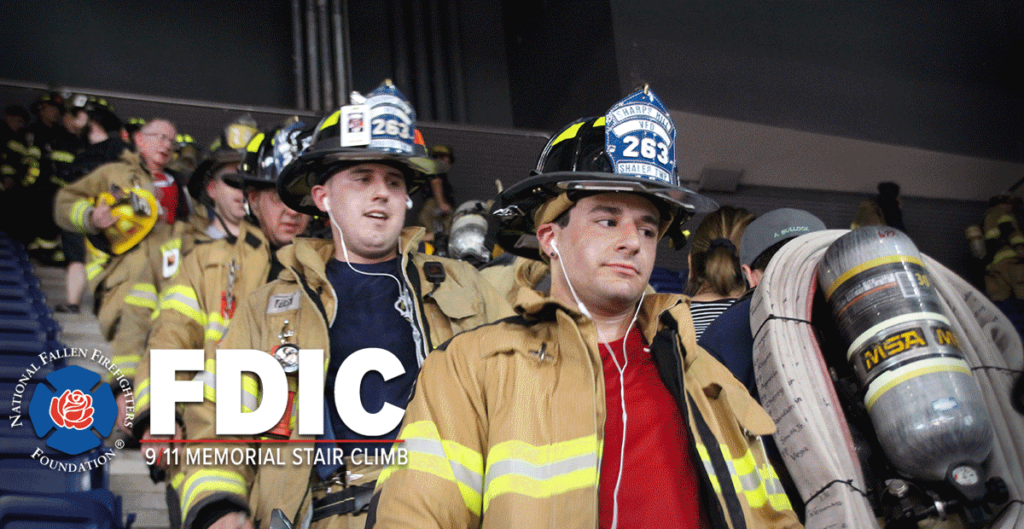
[136,378,151,410]
[482,435,599,514]
[111,354,139,377]
[7,139,26,155]
[205,312,229,343]
[379,420,483,516]
[86,259,105,280]
[192,358,259,412]
[161,285,206,326]
[70,199,91,232]
[695,441,722,493]
[719,443,793,512]
[125,283,159,310]
[50,150,75,164]
[989,247,1017,268]
[171,471,186,494]
[180,469,247,517]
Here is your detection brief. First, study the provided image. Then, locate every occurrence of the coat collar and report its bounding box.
[274,227,428,322]
[513,289,687,349]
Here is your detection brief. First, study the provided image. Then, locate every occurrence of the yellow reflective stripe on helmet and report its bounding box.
[1011,234,1024,246]
[482,435,599,514]
[136,378,150,411]
[25,145,41,158]
[997,214,1015,226]
[161,285,206,326]
[70,199,92,232]
[125,283,159,310]
[50,150,75,164]
[320,110,341,131]
[379,420,483,516]
[246,132,265,153]
[550,122,584,147]
[180,469,247,517]
[205,312,229,343]
[986,227,1001,240]
[593,116,605,127]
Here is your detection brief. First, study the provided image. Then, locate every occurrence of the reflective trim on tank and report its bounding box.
[845,312,950,362]
[863,356,972,412]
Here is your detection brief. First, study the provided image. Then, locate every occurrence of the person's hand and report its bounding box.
[208,512,253,529]
[141,423,182,466]
[115,393,131,435]
[91,201,116,230]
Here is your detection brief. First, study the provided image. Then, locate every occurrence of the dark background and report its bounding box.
[2,0,1021,277]
[3,1,1020,161]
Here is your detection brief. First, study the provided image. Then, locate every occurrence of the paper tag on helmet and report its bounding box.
[339,104,370,147]
[604,88,676,185]
[366,83,416,154]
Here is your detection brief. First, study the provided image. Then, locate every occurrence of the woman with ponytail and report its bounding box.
[686,206,755,339]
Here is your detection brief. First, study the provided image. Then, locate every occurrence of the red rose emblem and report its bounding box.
[49,389,95,430]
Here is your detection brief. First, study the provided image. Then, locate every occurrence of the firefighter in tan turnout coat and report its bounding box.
[172,82,510,529]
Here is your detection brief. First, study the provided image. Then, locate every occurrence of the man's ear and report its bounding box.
[206,178,219,198]
[741,264,763,288]
[310,185,329,213]
[536,223,559,259]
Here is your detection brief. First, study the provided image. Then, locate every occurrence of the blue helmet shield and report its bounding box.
[364,83,417,155]
[604,87,677,186]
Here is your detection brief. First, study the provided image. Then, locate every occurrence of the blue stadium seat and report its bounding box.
[0,490,123,529]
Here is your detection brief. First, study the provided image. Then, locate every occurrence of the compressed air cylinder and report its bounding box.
[448,201,490,266]
[817,226,993,482]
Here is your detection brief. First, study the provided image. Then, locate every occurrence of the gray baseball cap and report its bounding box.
[740,208,826,266]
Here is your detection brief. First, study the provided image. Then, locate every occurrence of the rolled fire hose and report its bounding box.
[751,229,1024,529]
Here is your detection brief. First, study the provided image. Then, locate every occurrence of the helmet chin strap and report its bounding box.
[552,239,593,321]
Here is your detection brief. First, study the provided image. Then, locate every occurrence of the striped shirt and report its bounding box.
[690,298,738,340]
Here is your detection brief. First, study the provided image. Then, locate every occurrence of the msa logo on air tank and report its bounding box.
[860,325,962,371]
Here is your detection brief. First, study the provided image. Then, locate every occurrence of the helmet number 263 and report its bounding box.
[372,118,410,140]
[621,135,670,165]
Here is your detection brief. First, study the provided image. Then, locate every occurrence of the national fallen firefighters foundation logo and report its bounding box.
[28,364,116,455]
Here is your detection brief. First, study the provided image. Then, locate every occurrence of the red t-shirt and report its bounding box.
[152,171,178,224]
[598,326,703,529]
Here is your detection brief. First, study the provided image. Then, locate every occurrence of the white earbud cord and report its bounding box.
[324,196,429,365]
[554,245,645,529]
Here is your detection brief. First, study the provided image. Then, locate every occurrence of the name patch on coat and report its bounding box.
[267,291,300,313]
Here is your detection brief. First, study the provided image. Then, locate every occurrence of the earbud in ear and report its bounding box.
[550,240,559,258]
[406,196,413,210]
[323,196,331,211]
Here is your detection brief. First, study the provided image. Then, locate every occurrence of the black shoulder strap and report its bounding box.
[292,266,329,327]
